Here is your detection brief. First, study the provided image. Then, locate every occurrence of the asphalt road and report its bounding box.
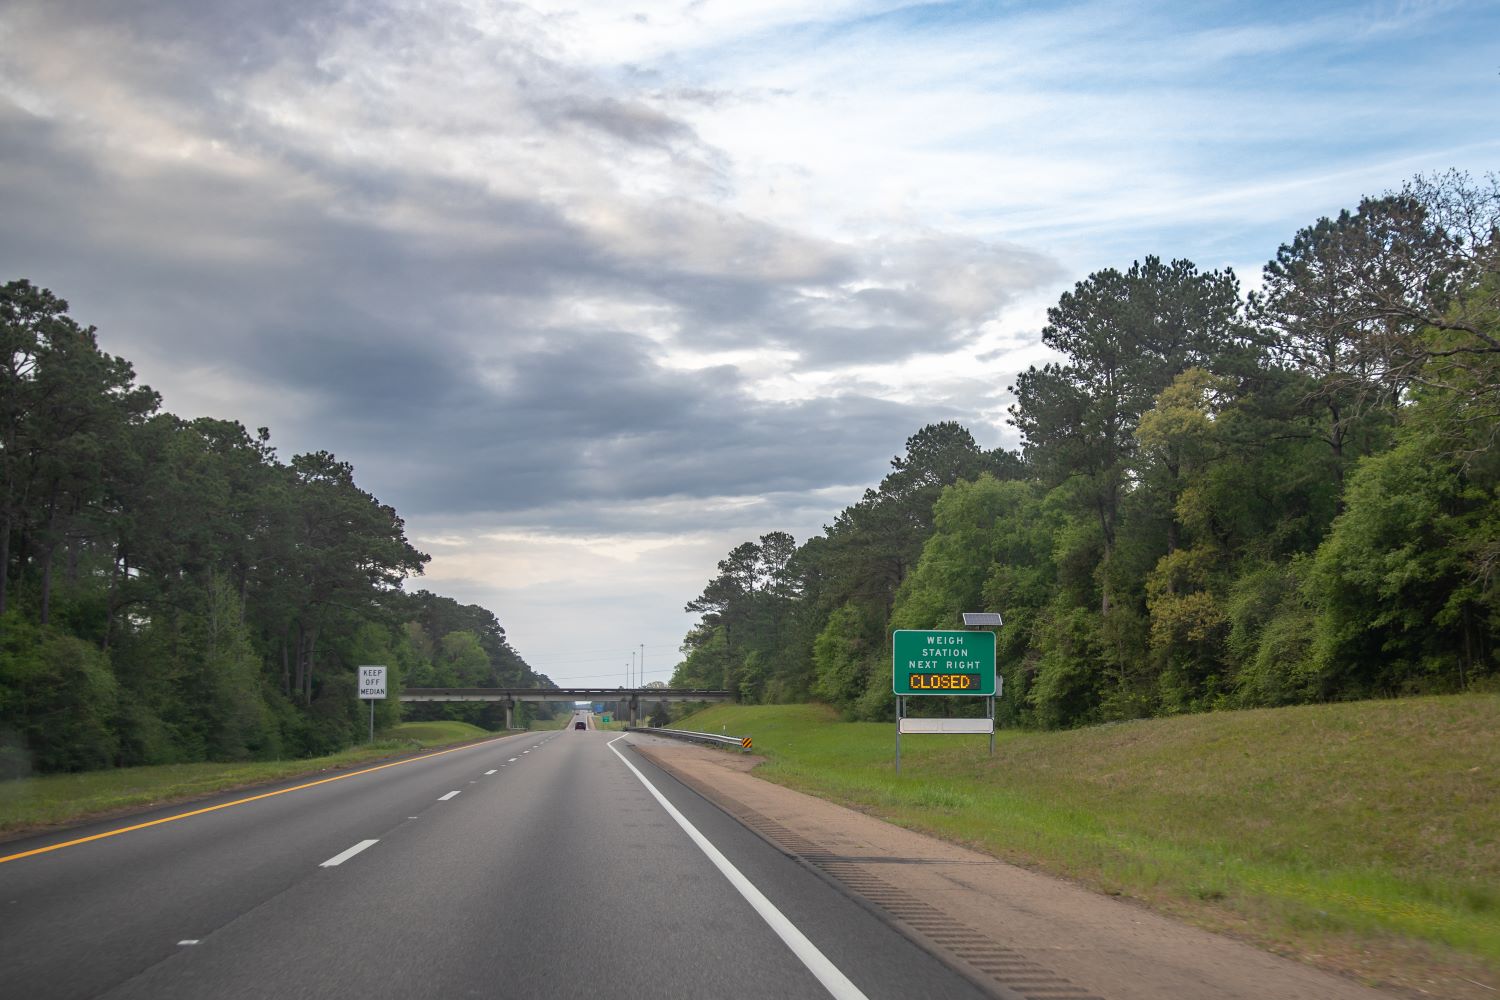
[0,724,994,999]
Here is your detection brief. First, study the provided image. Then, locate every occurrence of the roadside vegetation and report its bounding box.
[0,720,503,834]
[674,697,1500,989]
[379,720,494,745]
[671,172,1498,728]
[0,279,556,778]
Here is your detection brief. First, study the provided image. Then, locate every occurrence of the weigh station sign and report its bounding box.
[892,629,996,696]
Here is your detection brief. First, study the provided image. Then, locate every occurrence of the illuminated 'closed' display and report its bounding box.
[907,673,979,690]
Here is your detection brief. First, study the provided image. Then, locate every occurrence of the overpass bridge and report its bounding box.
[399,687,734,728]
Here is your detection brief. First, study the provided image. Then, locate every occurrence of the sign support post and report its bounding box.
[895,696,903,774]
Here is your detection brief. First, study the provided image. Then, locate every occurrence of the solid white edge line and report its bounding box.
[438,790,461,801]
[606,736,868,1000]
[319,839,379,868]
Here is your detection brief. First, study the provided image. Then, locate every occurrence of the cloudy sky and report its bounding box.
[2,0,1496,684]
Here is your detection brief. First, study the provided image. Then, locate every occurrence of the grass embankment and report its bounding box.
[383,720,494,744]
[674,696,1500,988]
[0,719,508,835]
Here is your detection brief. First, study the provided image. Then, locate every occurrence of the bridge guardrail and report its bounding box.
[624,726,753,751]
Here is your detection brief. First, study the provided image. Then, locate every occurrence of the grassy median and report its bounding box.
[674,695,1500,990]
[0,720,507,835]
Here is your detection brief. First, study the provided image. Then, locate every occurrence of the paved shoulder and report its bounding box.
[628,736,1390,1000]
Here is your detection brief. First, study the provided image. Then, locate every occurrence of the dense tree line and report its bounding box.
[0,283,549,775]
[672,171,1499,726]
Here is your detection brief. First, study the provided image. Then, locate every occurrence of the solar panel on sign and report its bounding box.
[961,612,1003,627]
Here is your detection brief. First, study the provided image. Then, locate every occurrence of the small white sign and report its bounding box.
[358,665,387,700]
[898,717,994,735]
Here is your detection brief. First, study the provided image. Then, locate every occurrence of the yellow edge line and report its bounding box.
[0,733,523,865]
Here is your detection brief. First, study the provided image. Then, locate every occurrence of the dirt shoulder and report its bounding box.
[629,735,1452,1000]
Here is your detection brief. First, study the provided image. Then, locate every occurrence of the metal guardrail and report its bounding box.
[624,726,753,751]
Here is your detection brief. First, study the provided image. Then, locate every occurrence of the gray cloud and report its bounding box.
[549,94,697,147]
[281,326,945,518]
[0,0,1057,537]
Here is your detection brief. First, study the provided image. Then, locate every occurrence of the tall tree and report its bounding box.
[820,422,1008,614]
[0,280,157,626]
[1252,206,1407,491]
[1010,257,1246,611]
[276,451,429,703]
[1352,174,1498,396]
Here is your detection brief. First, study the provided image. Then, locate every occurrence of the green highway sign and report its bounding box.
[892,629,996,696]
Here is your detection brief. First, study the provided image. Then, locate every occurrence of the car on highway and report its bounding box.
[574,721,586,730]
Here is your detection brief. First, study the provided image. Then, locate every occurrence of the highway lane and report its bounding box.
[0,730,555,998]
[0,728,994,1000]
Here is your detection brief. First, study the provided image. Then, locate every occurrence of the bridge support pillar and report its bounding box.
[504,699,515,730]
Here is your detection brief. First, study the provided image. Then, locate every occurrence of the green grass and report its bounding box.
[383,720,492,744]
[673,696,1500,982]
[0,720,503,834]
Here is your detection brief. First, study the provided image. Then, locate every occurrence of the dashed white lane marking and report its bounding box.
[438,791,461,801]
[522,751,530,754]
[508,757,518,762]
[607,736,868,1000]
[485,769,497,775]
[177,940,200,946]
[319,839,380,868]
